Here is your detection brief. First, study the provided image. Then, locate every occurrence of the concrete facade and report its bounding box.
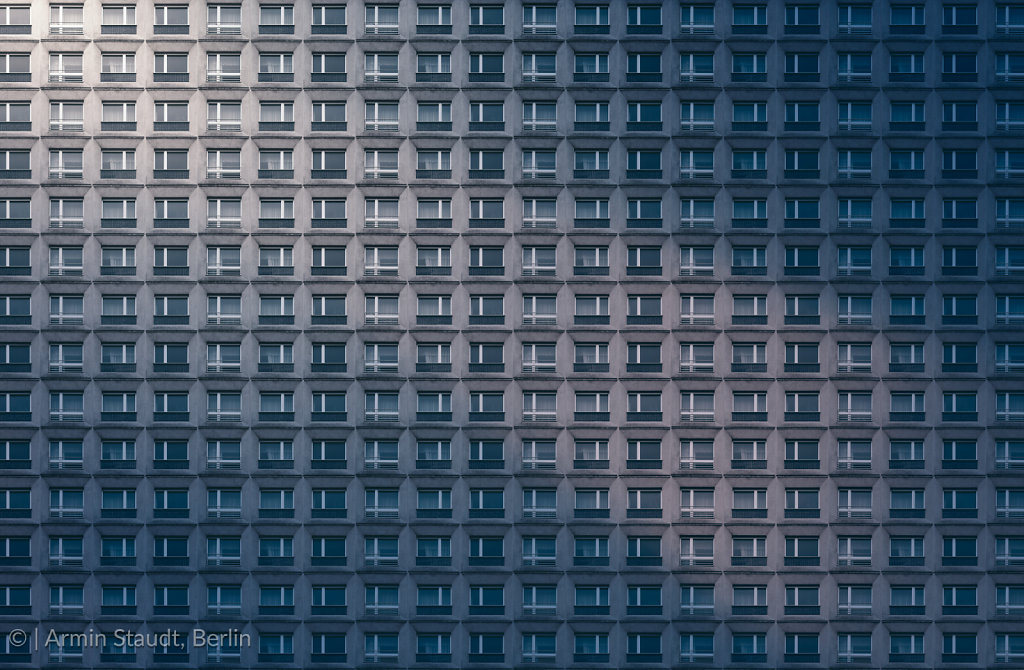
[0,0,1023,667]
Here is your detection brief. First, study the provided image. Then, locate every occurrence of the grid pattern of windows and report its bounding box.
[0,1,1021,667]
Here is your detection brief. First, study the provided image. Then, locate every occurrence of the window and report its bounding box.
[785,52,819,79]
[628,198,662,225]
[0,343,31,372]
[258,101,294,130]
[307,440,345,471]
[259,3,293,31]
[0,4,30,32]
[469,102,504,130]
[304,54,345,85]
[571,485,610,518]
[997,586,1024,618]
[679,149,714,179]
[363,52,398,84]
[364,487,400,520]
[733,586,767,611]
[364,101,399,132]
[364,149,398,179]
[891,4,925,30]
[203,149,239,179]
[576,4,609,30]
[627,150,662,178]
[733,4,767,29]
[626,633,661,660]
[466,487,504,521]
[522,294,556,325]
[785,488,819,517]
[574,52,608,79]
[676,585,714,618]
[890,587,925,619]
[49,101,83,132]
[627,52,662,81]
[49,52,84,85]
[364,392,399,421]
[411,344,448,375]
[679,52,714,81]
[416,54,450,84]
[49,294,84,324]
[365,4,398,33]
[0,52,29,82]
[206,441,240,471]
[153,4,187,32]
[48,149,82,179]
[733,101,768,128]
[887,491,926,526]
[364,293,399,325]
[522,535,557,568]
[412,105,451,134]
[674,438,715,474]
[942,488,977,518]
[524,491,557,522]
[469,149,504,176]
[574,149,608,177]
[680,4,714,32]
[522,149,556,179]
[733,485,770,516]
[733,536,766,566]
[364,633,398,663]
[152,53,189,84]
[517,438,555,470]
[732,52,767,80]
[207,4,241,33]
[417,4,450,31]
[675,489,717,522]
[256,54,293,84]
[784,537,820,569]
[785,586,820,615]
[468,295,503,326]
[101,390,137,420]
[364,246,399,277]
[48,439,83,470]
[469,52,504,80]
[50,486,84,516]
[627,4,661,31]
[416,392,451,420]
[997,343,1024,378]
[522,53,556,83]
[628,101,662,130]
[786,4,819,29]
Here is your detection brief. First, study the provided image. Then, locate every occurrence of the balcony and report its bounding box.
[365,70,399,83]
[50,506,84,519]
[365,411,399,423]
[519,19,556,34]
[365,20,398,34]
[207,411,241,423]
[523,508,556,520]
[522,71,556,84]
[522,168,556,180]
[680,71,714,83]
[207,20,241,34]
[50,21,83,34]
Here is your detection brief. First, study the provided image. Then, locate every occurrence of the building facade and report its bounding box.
[0,0,1023,666]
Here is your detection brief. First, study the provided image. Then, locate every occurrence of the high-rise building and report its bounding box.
[0,0,1023,667]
